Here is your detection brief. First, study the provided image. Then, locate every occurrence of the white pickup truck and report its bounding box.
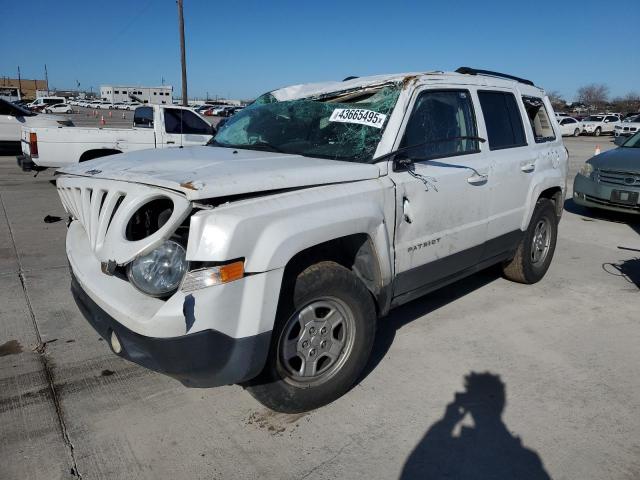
[20,104,215,170]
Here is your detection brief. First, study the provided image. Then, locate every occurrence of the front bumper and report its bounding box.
[71,271,271,387]
[573,173,640,214]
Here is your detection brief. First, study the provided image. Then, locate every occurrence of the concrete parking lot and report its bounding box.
[1,136,639,479]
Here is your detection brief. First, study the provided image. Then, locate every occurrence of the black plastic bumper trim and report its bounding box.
[70,272,271,387]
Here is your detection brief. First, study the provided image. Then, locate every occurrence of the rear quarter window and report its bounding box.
[522,96,556,143]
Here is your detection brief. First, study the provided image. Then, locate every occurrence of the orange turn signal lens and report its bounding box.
[219,261,244,283]
[181,261,245,292]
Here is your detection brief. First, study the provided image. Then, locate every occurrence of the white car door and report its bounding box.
[484,93,563,251]
[604,115,619,133]
[390,87,491,298]
[477,90,537,247]
[160,108,213,147]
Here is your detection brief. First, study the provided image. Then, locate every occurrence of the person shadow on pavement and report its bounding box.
[400,372,551,480]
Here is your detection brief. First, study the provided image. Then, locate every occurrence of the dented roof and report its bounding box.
[268,70,545,101]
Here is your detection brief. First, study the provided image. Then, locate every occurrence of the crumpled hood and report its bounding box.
[57,146,381,200]
[588,147,640,171]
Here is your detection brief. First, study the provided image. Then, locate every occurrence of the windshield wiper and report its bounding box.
[369,136,486,164]
[242,141,288,154]
[209,139,288,154]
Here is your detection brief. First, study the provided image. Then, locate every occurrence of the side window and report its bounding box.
[521,96,555,143]
[133,107,154,127]
[478,91,527,150]
[400,90,479,160]
[566,118,576,124]
[606,116,618,123]
[164,109,211,134]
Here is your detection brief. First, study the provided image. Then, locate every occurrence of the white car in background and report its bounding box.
[614,115,640,145]
[86,100,102,109]
[581,114,620,136]
[124,101,142,110]
[96,101,113,109]
[0,99,73,154]
[45,103,73,114]
[557,116,583,137]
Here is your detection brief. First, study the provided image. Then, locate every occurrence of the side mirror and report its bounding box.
[393,153,413,171]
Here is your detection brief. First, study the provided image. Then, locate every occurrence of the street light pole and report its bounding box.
[177,0,188,106]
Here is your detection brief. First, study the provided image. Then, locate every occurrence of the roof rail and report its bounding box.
[455,67,534,87]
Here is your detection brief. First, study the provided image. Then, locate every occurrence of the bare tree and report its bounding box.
[547,90,566,111]
[610,92,640,114]
[576,84,609,111]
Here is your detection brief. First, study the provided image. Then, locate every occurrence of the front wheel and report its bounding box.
[573,128,580,137]
[502,199,558,284]
[246,261,376,413]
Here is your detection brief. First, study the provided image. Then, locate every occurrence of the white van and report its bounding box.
[28,96,66,110]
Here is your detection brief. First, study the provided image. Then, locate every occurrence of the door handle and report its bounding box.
[467,173,488,185]
[520,163,535,173]
[166,141,175,144]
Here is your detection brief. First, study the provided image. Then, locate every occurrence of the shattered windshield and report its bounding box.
[210,85,400,162]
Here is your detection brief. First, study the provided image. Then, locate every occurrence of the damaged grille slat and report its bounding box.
[89,190,106,251]
[56,176,191,265]
[95,191,125,251]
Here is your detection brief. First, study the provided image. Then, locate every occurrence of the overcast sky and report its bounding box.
[1,0,637,100]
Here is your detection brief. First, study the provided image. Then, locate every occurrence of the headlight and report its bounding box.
[127,240,187,297]
[579,163,594,177]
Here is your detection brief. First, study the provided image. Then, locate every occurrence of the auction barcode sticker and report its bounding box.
[329,109,387,128]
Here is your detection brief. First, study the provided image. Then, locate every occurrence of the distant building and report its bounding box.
[100,85,173,104]
[0,77,48,100]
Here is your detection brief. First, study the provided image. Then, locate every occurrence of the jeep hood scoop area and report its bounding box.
[57,146,381,200]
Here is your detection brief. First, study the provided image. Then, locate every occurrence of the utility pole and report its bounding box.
[177,0,188,106]
[44,64,49,93]
[17,66,22,94]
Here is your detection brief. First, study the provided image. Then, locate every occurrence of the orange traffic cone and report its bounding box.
[108,110,112,118]
[100,115,106,126]
[594,144,601,155]
[93,110,97,117]
[122,112,126,119]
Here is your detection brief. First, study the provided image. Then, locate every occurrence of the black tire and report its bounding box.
[594,127,601,137]
[246,261,376,413]
[502,199,558,284]
[573,128,580,137]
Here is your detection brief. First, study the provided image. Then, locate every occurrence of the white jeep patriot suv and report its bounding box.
[56,67,568,412]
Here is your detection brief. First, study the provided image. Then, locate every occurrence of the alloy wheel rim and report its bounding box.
[531,218,551,265]
[277,297,356,387]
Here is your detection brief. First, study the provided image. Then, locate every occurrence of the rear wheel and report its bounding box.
[502,199,558,284]
[594,127,602,137]
[246,261,376,413]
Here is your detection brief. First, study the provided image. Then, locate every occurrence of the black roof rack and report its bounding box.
[342,76,359,82]
[455,67,534,87]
